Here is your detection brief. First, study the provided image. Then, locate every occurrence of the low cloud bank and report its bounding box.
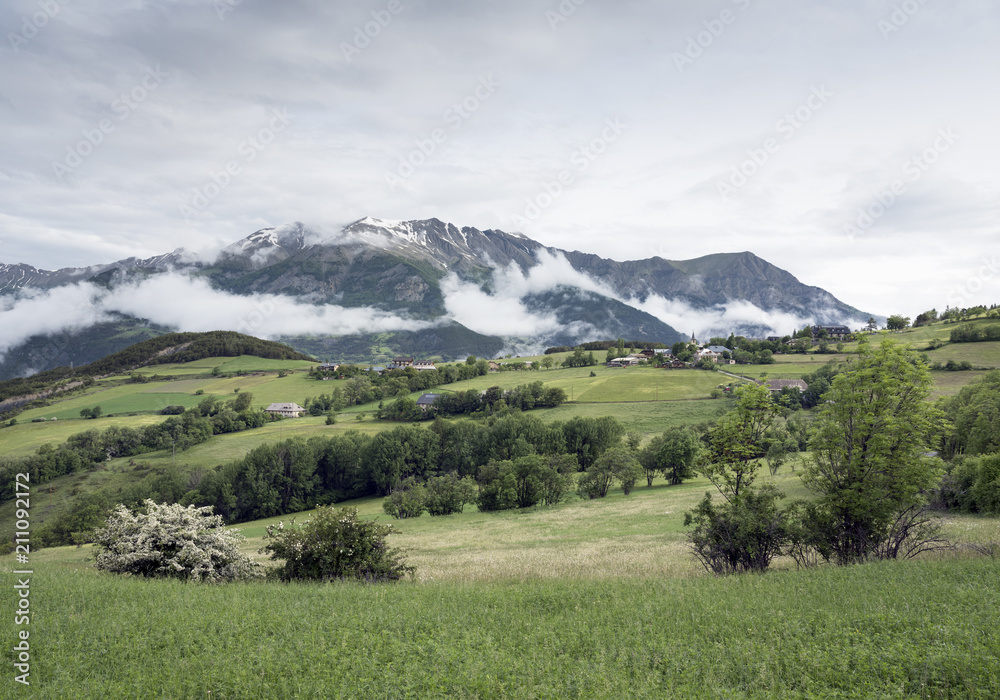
[0,272,433,358]
[2,249,866,362]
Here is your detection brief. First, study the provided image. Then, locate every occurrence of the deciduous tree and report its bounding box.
[801,340,948,564]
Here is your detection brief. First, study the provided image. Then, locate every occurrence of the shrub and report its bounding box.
[261,506,414,582]
[92,500,261,582]
[382,477,427,519]
[424,473,478,516]
[685,485,788,575]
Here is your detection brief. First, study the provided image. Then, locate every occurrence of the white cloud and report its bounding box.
[0,273,434,359]
[628,294,857,340]
[0,285,113,355]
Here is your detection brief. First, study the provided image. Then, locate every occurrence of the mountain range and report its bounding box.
[0,217,873,378]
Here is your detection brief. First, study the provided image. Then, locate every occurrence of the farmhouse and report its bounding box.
[318,363,339,371]
[264,402,306,418]
[412,360,436,371]
[812,325,851,340]
[415,393,441,413]
[693,345,730,362]
[766,379,809,393]
[393,357,414,367]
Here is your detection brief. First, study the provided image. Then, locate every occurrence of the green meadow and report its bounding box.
[3,332,1000,697]
[4,470,999,698]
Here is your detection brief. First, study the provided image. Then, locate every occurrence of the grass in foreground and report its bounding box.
[5,552,998,698]
[7,466,1000,698]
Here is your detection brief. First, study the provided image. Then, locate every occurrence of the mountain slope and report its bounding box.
[0,331,314,401]
[0,217,875,376]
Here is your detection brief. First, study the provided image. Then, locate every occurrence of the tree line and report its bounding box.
[378,381,567,421]
[0,393,272,499]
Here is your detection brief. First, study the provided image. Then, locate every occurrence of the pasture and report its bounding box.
[5,471,1000,698]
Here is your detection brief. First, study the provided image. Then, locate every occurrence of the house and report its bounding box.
[609,356,641,367]
[706,345,731,356]
[695,349,722,363]
[318,363,339,371]
[393,357,414,367]
[663,359,687,369]
[765,336,783,343]
[415,393,441,412]
[488,361,500,371]
[412,360,436,371]
[766,379,808,393]
[264,402,306,418]
[812,325,851,340]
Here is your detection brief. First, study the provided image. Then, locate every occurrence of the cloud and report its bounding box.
[439,245,873,342]
[440,248,620,337]
[0,284,113,355]
[629,294,859,340]
[0,272,434,359]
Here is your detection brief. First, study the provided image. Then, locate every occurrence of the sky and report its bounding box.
[1,0,998,321]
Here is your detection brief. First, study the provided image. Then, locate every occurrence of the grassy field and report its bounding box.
[441,365,732,402]
[0,414,166,458]
[5,472,999,698]
[132,355,318,375]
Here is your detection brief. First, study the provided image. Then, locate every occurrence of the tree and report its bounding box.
[684,383,788,574]
[231,391,253,413]
[261,506,413,582]
[639,429,699,486]
[577,447,640,498]
[886,314,910,331]
[93,500,261,582]
[941,369,1000,457]
[382,477,427,519]
[801,340,949,564]
[80,405,102,419]
[914,309,937,327]
[699,383,780,502]
[424,473,478,515]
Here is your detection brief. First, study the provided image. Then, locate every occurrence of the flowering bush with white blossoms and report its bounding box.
[261,506,414,582]
[93,500,262,582]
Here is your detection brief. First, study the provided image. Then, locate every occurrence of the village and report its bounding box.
[261,325,856,418]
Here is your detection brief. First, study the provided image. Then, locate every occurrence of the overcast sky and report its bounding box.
[1,0,997,319]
